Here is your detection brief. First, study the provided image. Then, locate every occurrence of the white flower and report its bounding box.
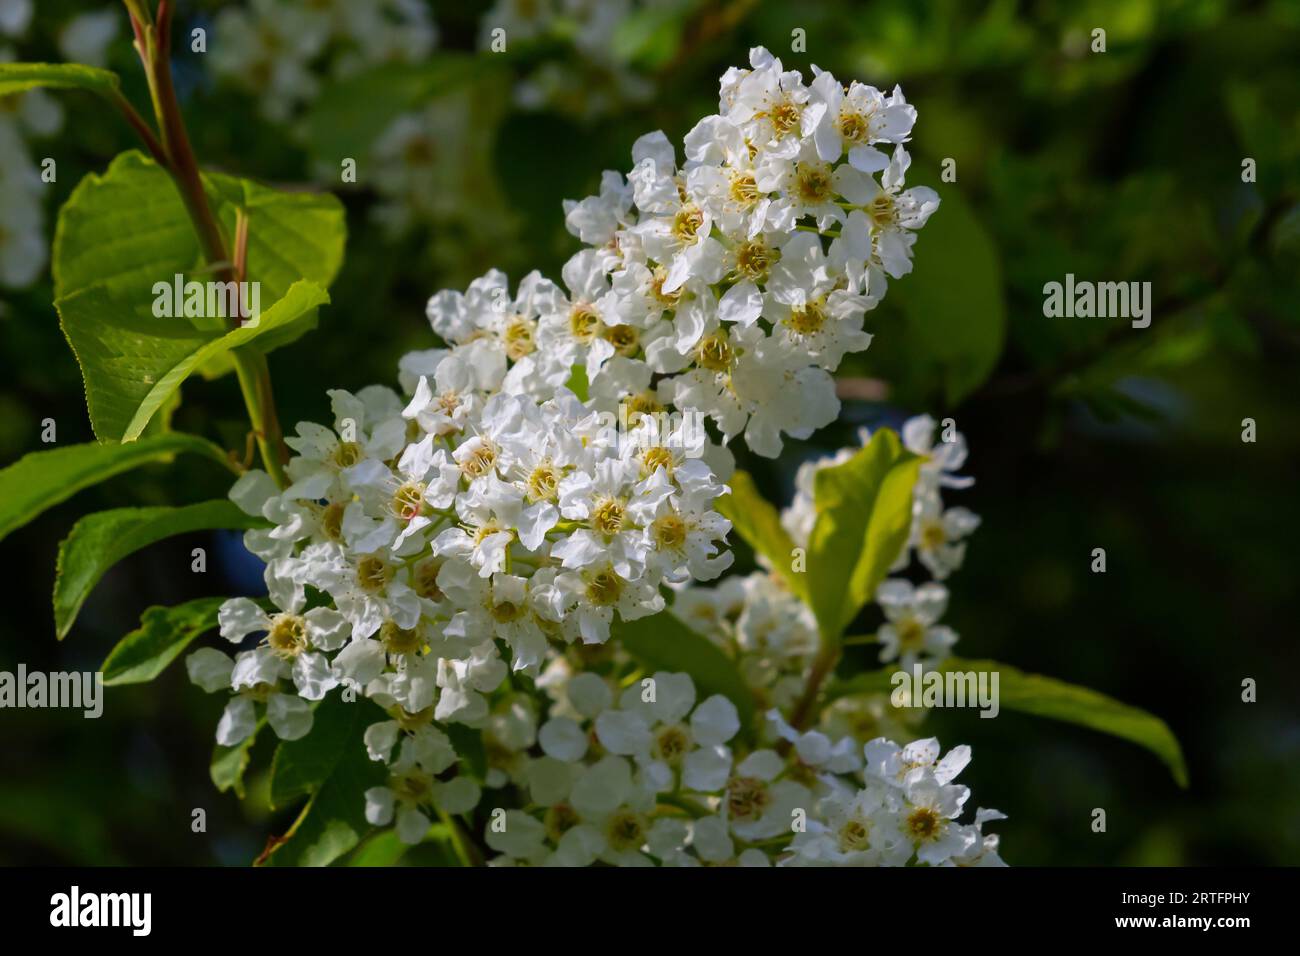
[874,578,959,668]
[216,594,348,700]
[908,489,980,580]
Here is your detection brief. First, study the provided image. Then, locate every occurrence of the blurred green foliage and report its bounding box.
[0,0,1297,865]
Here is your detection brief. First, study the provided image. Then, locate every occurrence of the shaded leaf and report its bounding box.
[260,700,388,867]
[613,612,755,736]
[715,470,808,603]
[0,432,230,544]
[56,279,330,442]
[101,597,225,685]
[212,721,263,800]
[807,430,920,640]
[890,178,1007,404]
[53,501,266,640]
[829,657,1188,787]
[0,62,119,97]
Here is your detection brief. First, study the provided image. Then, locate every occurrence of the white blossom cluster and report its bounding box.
[656,416,1002,863]
[188,367,735,749]
[672,571,819,713]
[180,48,1001,866]
[482,670,1002,866]
[479,0,656,119]
[552,45,939,458]
[211,0,436,123]
[781,414,981,670]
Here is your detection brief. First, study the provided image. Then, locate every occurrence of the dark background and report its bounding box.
[1,0,1296,865]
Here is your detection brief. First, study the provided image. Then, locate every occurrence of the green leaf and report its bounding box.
[53,501,266,640]
[269,694,362,810]
[101,597,225,685]
[714,471,808,603]
[564,363,589,402]
[212,721,263,800]
[261,699,389,867]
[55,151,345,306]
[806,430,921,640]
[0,62,120,98]
[445,723,487,781]
[610,0,698,68]
[303,56,496,167]
[347,828,414,867]
[0,432,230,544]
[56,279,330,442]
[890,178,1007,404]
[52,151,346,435]
[829,658,1189,787]
[613,612,756,736]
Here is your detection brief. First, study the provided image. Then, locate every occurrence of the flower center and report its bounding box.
[602,323,640,356]
[920,520,946,551]
[786,298,828,336]
[489,592,527,624]
[267,613,308,659]
[332,440,364,469]
[591,497,627,536]
[868,192,896,227]
[380,620,424,656]
[671,204,705,244]
[795,162,834,205]
[640,445,676,478]
[460,441,497,479]
[837,109,872,144]
[729,171,761,208]
[357,556,392,593]
[526,460,559,502]
[769,96,802,137]
[839,818,872,852]
[695,331,734,372]
[626,392,664,427]
[906,807,942,841]
[394,705,435,731]
[545,803,581,843]
[652,724,691,764]
[649,266,681,306]
[603,809,648,852]
[503,316,536,360]
[321,501,346,541]
[412,558,445,601]
[569,303,603,344]
[652,513,688,550]
[727,776,771,820]
[392,769,434,807]
[896,617,925,651]
[391,480,427,521]
[734,238,778,282]
[585,570,624,606]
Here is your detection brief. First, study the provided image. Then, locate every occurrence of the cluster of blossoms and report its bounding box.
[483,670,1003,866]
[782,414,981,670]
[550,45,938,457]
[653,419,1000,864]
[185,47,1001,865]
[479,0,656,119]
[211,0,513,267]
[211,0,436,123]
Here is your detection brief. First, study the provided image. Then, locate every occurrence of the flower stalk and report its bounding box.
[120,0,290,486]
